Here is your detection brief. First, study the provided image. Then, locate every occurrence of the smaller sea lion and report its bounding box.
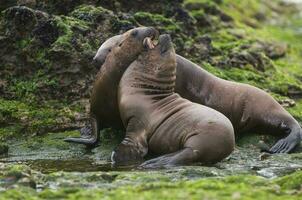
[112,34,235,168]
[64,27,159,146]
[93,34,123,66]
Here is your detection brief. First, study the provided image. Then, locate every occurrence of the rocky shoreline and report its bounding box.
[1,0,302,199]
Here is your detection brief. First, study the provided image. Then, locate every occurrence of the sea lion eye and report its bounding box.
[131,30,138,37]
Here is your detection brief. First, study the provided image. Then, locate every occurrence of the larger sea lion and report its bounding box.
[64,27,158,146]
[112,34,235,167]
[66,28,301,153]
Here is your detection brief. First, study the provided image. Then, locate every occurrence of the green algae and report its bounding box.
[70,5,114,23]
[134,12,181,34]
[275,170,302,190]
[8,70,58,101]
[288,100,302,123]
[0,164,31,178]
[0,142,9,155]
[1,168,302,200]
[51,15,90,53]
[0,98,80,141]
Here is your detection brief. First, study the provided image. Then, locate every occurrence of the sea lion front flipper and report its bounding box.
[111,118,148,165]
[64,115,100,148]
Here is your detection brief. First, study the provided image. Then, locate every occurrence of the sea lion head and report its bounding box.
[93,34,123,66]
[93,27,159,67]
[141,34,176,73]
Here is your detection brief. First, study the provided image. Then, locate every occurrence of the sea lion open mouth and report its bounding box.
[143,36,158,50]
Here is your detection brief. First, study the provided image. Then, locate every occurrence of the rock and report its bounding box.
[0,80,8,96]
[97,0,183,14]
[0,143,9,155]
[32,19,59,46]
[202,2,232,22]
[257,140,271,153]
[278,98,296,108]
[17,0,36,8]
[192,10,212,27]
[0,0,17,11]
[225,50,273,71]
[18,177,37,189]
[287,86,302,99]
[259,153,272,161]
[195,35,213,59]
[252,42,287,59]
[254,12,266,22]
[35,0,83,15]
[2,6,37,39]
[185,1,233,22]
[173,7,197,34]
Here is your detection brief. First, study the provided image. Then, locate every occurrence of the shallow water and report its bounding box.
[283,0,302,3]
[1,134,302,179]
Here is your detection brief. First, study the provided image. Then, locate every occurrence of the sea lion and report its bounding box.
[174,56,301,153]
[93,34,123,66]
[112,34,235,167]
[64,27,158,146]
[67,29,301,153]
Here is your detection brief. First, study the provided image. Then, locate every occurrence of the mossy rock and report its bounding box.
[1,169,302,199]
[1,6,37,39]
[134,12,181,34]
[0,142,9,154]
[275,170,302,190]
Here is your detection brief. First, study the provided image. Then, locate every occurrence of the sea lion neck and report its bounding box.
[100,48,139,79]
[128,52,177,96]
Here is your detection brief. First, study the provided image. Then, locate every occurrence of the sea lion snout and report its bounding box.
[92,55,105,67]
[143,34,173,53]
[142,28,159,50]
[93,34,123,68]
[134,27,159,41]
[158,34,172,54]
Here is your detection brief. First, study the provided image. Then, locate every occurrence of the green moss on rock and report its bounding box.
[275,170,302,190]
[288,100,302,123]
[0,142,9,154]
[51,15,89,53]
[2,171,302,200]
[0,98,80,141]
[71,5,114,23]
[134,12,181,34]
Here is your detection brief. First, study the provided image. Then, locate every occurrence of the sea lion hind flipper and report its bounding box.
[64,136,99,147]
[64,116,100,148]
[269,126,301,153]
[139,148,195,169]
